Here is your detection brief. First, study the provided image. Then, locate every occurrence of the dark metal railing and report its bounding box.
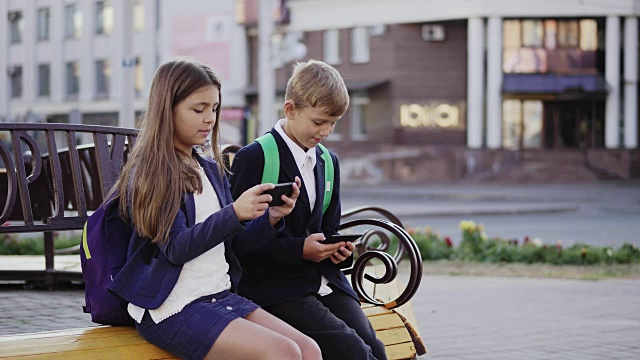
[0,123,138,285]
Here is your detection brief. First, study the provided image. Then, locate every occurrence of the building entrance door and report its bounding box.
[543,100,604,149]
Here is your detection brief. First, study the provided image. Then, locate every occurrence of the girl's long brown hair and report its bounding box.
[113,58,224,244]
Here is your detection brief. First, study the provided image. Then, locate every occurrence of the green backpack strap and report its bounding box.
[256,134,280,184]
[317,143,334,214]
[256,133,334,214]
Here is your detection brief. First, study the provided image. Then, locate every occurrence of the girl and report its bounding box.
[107,58,320,360]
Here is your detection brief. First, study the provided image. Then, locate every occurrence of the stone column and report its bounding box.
[0,0,9,121]
[467,17,485,149]
[51,0,64,104]
[79,0,94,103]
[624,16,638,149]
[486,17,503,149]
[118,0,135,128]
[605,16,621,148]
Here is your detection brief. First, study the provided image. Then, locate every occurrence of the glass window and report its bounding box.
[350,27,370,64]
[95,60,111,96]
[37,8,50,41]
[502,100,522,149]
[350,96,369,140]
[66,62,80,96]
[65,4,83,39]
[579,19,598,51]
[9,66,23,98]
[38,64,51,97]
[502,100,543,149]
[522,20,543,47]
[9,11,23,44]
[133,0,145,32]
[503,20,521,49]
[504,19,598,74]
[522,100,542,148]
[504,48,547,73]
[558,21,579,47]
[135,57,144,96]
[543,20,557,49]
[96,1,114,35]
[323,29,341,65]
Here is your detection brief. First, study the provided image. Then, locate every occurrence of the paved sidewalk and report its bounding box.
[2,275,639,359]
[414,275,640,360]
[0,284,95,335]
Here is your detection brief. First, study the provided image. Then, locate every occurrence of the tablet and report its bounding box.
[261,182,294,207]
[321,234,363,244]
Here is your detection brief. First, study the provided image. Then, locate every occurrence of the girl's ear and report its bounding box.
[283,100,296,120]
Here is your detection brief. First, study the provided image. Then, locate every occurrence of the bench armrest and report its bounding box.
[339,207,423,309]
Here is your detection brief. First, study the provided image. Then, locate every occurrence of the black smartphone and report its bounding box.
[321,234,363,244]
[262,182,295,206]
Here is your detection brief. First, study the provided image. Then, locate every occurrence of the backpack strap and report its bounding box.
[255,133,334,214]
[81,221,91,260]
[256,133,280,184]
[317,143,334,214]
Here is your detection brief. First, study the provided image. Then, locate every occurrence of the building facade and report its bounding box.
[277,0,640,183]
[1,0,248,144]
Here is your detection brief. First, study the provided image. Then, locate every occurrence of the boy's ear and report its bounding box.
[283,100,296,119]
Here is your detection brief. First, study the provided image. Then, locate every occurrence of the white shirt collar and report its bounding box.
[274,119,317,171]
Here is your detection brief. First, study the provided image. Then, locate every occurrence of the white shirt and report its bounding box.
[274,119,332,296]
[128,164,231,323]
[274,119,316,212]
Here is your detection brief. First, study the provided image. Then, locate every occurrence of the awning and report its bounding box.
[343,79,389,92]
[503,74,608,95]
[244,78,389,96]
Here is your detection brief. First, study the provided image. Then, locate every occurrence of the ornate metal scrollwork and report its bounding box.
[338,211,423,309]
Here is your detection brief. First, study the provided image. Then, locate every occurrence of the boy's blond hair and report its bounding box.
[285,59,349,116]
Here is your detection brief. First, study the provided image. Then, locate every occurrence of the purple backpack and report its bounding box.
[80,199,134,326]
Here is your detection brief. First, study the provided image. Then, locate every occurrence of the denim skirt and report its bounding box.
[135,291,260,360]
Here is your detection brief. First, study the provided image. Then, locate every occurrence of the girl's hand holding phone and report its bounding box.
[267,177,301,225]
[232,183,276,221]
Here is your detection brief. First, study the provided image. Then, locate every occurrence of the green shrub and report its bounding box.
[403,221,640,265]
[410,231,454,261]
[613,243,640,264]
[0,234,81,255]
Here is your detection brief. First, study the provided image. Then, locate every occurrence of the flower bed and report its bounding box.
[408,221,640,265]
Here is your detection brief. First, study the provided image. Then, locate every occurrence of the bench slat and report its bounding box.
[385,342,418,360]
[368,313,406,331]
[362,305,394,317]
[0,327,176,359]
[375,327,413,346]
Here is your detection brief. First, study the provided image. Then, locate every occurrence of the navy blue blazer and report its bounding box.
[108,155,282,310]
[230,129,357,307]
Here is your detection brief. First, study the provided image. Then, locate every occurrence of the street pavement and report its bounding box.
[341,181,640,248]
[1,181,640,359]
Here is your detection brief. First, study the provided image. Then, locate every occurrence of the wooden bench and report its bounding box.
[0,123,427,359]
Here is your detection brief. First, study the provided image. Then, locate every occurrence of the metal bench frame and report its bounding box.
[0,123,422,311]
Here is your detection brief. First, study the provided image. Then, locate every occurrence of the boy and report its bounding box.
[230,60,387,360]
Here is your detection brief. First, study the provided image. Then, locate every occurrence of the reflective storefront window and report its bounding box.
[503,19,598,74]
[502,100,544,149]
[502,100,522,149]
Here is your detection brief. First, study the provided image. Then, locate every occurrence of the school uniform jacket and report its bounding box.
[229,129,358,308]
[108,154,282,310]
